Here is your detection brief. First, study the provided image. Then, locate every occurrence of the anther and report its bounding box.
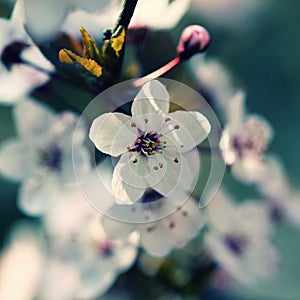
[159,163,164,169]
[133,158,138,163]
[174,125,180,130]
[144,118,148,124]
[174,157,179,163]
[153,166,159,171]
[169,222,175,229]
[165,117,171,122]
[131,122,137,128]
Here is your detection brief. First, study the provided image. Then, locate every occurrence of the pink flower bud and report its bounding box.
[177,25,210,60]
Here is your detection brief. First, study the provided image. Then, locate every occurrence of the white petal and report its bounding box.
[160,197,203,249]
[231,156,268,184]
[114,152,150,188]
[285,195,300,228]
[0,138,35,181]
[14,99,55,137]
[18,174,61,216]
[111,233,139,271]
[24,0,70,42]
[21,46,55,73]
[77,269,115,300]
[205,189,236,233]
[139,223,174,257]
[166,110,211,152]
[131,80,170,117]
[101,216,135,239]
[204,232,246,284]
[226,90,246,129]
[149,153,197,199]
[89,113,134,157]
[112,161,146,204]
[0,66,49,104]
[0,222,44,300]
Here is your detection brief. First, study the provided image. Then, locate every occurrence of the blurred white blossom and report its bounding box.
[90,80,210,204]
[258,156,300,227]
[0,3,54,105]
[46,205,138,299]
[0,99,90,216]
[220,92,273,183]
[102,195,204,257]
[205,189,278,286]
[0,221,45,300]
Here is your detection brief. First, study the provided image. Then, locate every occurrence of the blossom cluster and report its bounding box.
[0,0,298,299]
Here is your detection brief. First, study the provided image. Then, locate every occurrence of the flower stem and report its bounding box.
[133,56,181,87]
[113,0,139,33]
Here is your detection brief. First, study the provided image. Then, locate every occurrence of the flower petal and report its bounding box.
[205,189,236,234]
[101,216,135,239]
[160,197,203,248]
[131,80,170,117]
[166,110,211,152]
[112,157,147,204]
[0,138,35,181]
[139,223,174,257]
[89,113,134,157]
[13,99,56,137]
[149,152,197,199]
[18,174,60,216]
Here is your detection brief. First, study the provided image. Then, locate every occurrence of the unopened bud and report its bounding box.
[177,25,210,60]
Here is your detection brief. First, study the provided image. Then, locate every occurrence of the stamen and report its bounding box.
[169,222,175,229]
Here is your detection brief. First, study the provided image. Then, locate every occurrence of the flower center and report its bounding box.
[1,41,30,70]
[224,234,247,256]
[131,129,163,157]
[40,143,63,171]
[98,240,114,258]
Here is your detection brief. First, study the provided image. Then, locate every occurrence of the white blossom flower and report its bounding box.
[90,80,211,204]
[0,3,54,104]
[220,92,273,183]
[62,0,191,41]
[40,164,138,299]
[0,99,90,216]
[204,189,278,286]
[102,194,204,257]
[46,206,138,299]
[257,156,300,227]
[0,221,45,300]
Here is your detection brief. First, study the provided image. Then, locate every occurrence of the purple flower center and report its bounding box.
[131,129,163,157]
[40,143,63,171]
[1,41,30,70]
[224,234,247,256]
[98,240,114,258]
